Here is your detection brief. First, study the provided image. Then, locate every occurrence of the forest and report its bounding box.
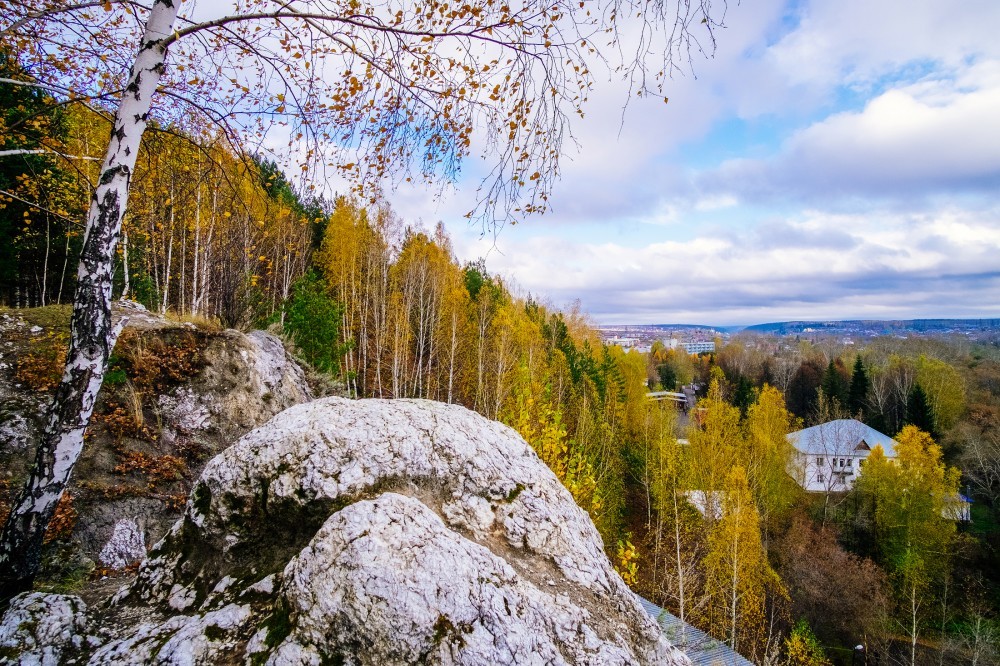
[3,39,1000,666]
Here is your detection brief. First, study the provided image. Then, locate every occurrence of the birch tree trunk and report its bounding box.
[41,216,51,306]
[161,181,175,314]
[121,229,131,300]
[57,228,71,305]
[0,0,180,599]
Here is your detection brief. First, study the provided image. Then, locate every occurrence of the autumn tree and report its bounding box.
[960,425,1000,509]
[505,366,602,516]
[776,515,890,650]
[703,466,785,662]
[0,54,85,307]
[686,378,743,522]
[914,354,965,433]
[854,427,961,666]
[787,357,824,419]
[642,401,704,638]
[742,385,799,541]
[783,621,832,666]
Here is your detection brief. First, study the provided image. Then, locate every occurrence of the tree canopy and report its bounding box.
[3,0,725,225]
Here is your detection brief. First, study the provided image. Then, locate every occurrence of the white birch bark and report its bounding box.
[121,228,130,299]
[161,179,175,314]
[0,0,180,598]
[41,215,51,306]
[57,227,71,304]
[191,177,201,316]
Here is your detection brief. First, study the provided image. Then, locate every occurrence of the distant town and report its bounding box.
[599,318,1000,352]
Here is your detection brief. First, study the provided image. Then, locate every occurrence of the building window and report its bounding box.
[818,473,825,483]
[847,458,853,467]
[817,457,824,466]
[840,458,845,467]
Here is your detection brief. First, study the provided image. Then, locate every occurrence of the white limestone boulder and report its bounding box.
[1,398,688,665]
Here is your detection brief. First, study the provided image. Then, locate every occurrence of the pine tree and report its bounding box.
[820,360,849,409]
[733,375,755,419]
[282,270,343,375]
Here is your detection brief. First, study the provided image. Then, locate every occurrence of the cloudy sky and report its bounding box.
[388,0,1000,327]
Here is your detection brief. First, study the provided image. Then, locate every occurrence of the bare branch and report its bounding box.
[0,188,85,228]
[0,148,100,160]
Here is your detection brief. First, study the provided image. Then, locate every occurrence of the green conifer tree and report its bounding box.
[905,384,936,439]
[821,360,849,409]
[848,355,870,420]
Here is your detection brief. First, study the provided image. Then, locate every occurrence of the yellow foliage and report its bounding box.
[703,466,786,658]
[505,367,602,516]
[615,537,639,587]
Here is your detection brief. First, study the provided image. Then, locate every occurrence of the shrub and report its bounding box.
[282,270,345,375]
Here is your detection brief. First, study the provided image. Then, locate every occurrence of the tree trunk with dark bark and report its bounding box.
[0,0,180,601]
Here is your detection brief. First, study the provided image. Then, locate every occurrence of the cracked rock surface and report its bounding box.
[0,398,687,665]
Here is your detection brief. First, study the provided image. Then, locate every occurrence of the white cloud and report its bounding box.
[700,60,1000,202]
[462,207,1000,325]
[327,0,1000,326]
[766,0,1000,91]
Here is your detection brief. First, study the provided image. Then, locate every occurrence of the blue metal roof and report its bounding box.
[636,595,755,666]
[787,419,897,457]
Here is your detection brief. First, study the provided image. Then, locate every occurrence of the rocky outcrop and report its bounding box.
[76,326,314,567]
[0,304,315,579]
[0,398,688,665]
[154,328,313,444]
[97,519,146,571]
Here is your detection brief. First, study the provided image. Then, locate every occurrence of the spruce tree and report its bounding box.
[848,356,870,419]
[905,384,936,438]
[821,360,849,409]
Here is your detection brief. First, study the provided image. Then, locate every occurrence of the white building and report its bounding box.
[787,419,897,492]
[681,340,715,354]
[606,336,639,349]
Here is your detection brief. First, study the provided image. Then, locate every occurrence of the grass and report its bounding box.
[2,304,225,334]
[163,310,224,332]
[1,304,73,330]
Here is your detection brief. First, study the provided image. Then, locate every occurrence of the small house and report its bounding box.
[787,419,897,492]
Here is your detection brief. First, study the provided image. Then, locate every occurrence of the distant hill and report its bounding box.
[742,319,1000,336]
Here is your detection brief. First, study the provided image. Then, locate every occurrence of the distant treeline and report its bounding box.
[743,318,1000,335]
